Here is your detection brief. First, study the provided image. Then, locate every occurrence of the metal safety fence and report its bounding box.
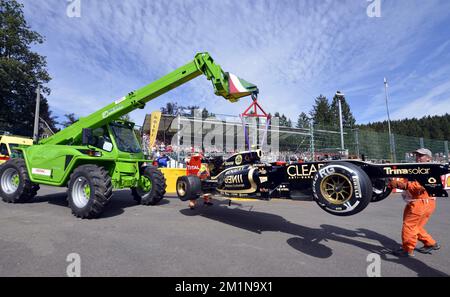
[144,115,450,164]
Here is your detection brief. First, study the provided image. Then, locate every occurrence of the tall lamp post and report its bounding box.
[335,91,345,156]
[384,78,396,162]
[33,86,41,143]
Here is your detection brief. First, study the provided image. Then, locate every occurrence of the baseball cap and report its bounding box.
[412,148,432,157]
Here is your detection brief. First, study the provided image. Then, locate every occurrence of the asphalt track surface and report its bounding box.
[1,186,449,277]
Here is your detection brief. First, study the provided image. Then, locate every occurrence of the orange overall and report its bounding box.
[393,179,437,253]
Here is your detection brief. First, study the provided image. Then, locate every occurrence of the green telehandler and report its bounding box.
[0,53,258,218]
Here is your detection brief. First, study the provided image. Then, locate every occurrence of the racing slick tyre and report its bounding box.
[371,178,392,202]
[312,162,372,216]
[0,159,39,203]
[131,166,166,205]
[68,164,112,219]
[176,175,201,201]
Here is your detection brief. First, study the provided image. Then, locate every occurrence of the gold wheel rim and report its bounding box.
[177,181,187,196]
[320,173,353,205]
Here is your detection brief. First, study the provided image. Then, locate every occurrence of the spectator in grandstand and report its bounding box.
[389,148,440,257]
[289,155,298,164]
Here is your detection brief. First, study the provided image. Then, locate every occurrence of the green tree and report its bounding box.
[274,112,291,127]
[358,113,450,141]
[120,113,135,122]
[0,0,57,136]
[160,102,179,115]
[330,93,356,129]
[287,118,292,128]
[310,95,331,128]
[61,113,78,128]
[201,107,215,119]
[296,112,310,128]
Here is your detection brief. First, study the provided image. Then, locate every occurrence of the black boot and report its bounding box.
[393,248,414,257]
[417,243,440,254]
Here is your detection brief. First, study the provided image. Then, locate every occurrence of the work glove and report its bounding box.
[388,179,407,190]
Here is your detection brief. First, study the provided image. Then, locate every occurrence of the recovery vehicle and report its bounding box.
[176,149,450,216]
[0,53,258,218]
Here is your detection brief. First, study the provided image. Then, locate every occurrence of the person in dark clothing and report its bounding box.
[157,153,170,168]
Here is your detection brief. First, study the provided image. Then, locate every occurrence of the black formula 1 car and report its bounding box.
[176,149,450,216]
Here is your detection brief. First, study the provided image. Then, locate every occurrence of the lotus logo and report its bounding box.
[235,155,243,165]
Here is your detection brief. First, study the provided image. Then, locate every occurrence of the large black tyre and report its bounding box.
[68,165,112,219]
[176,175,201,201]
[0,159,39,203]
[312,162,372,216]
[371,178,392,202]
[131,166,166,205]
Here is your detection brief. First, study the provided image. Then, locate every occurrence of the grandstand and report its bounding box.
[141,113,450,165]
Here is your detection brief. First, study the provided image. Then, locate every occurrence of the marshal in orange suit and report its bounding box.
[389,148,441,257]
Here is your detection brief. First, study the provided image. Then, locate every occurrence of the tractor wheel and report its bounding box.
[0,158,39,203]
[312,162,372,216]
[68,165,112,219]
[131,166,166,205]
[371,178,392,202]
[176,175,201,201]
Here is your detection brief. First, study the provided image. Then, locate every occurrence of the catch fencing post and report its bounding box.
[445,141,449,163]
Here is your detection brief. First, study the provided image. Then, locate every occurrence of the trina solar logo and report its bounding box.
[383,166,430,175]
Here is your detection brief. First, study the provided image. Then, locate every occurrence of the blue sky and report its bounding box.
[19,0,450,127]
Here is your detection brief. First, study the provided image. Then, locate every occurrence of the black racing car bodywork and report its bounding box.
[176,149,449,216]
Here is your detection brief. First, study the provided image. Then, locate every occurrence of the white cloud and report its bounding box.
[390,80,450,120]
[18,0,450,126]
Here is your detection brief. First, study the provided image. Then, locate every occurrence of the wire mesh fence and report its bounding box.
[280,124,449,163]
[148,114,450,164]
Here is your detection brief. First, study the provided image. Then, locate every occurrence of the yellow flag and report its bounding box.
[149,111,162,148]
